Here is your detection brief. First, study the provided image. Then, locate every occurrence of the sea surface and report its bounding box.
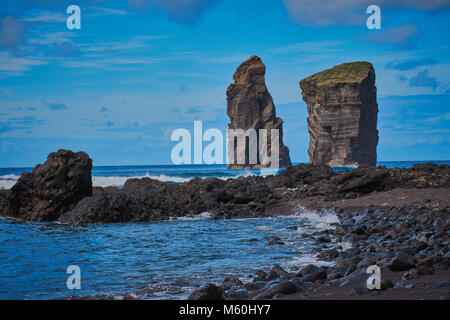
[0,161,448,299]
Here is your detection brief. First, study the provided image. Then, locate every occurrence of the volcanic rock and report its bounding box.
[300,62,379,167]
[7,149,92,221]
[188,283,224,300]
[388,252,415,272]
[0,189,9,215]
[226,55,291,169]
[254,281,298,299]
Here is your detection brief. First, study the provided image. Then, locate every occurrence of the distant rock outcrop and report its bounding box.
[7,149,92,221]
[226,55,291,169]
[300,62,379,167]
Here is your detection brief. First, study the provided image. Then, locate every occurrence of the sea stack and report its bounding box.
[300,62,379,167]
[226,55,291,169]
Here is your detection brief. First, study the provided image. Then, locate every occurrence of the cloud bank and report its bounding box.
[283,0,450,26]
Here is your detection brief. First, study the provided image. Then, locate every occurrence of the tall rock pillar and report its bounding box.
[226,55,292,169]
[300,62,379,167]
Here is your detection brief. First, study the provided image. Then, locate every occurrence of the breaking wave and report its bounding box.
[0,170,264,189]
[0,174,20,190]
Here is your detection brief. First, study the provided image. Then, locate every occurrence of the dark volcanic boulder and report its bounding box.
[254,281,298,299]
[0,189,10,216]
[188,283,225,300]
[265,163,334,189]
[7,150,92,221]
[325,165,389,200]
[388,252,415,272]
[58,194,134,223]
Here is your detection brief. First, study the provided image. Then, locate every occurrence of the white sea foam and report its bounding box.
[0,169,261,190]
[289,205,340,230]
[0,174,20,190]
[282,254,334,269]
[172,211,212,221]
[92,174,190,187]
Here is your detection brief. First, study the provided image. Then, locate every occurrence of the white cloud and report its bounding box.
[363,24,418,45]
[28,32,75,46]
[0,52,47,72]
[21,11,67,23]
[283,0,450,26]
[79,35,170,54]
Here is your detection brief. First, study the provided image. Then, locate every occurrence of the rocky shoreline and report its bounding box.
[1,149,449,224]
[188,195,449,300]
[0,150,448,300]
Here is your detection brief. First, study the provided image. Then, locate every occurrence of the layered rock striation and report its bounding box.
[226,55,291,169]
[300,62,379,167]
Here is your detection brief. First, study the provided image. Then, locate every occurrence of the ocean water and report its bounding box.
[0,161,448,300]
[0,208,341,300]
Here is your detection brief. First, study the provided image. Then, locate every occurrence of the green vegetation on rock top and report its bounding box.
[304,62,373,85]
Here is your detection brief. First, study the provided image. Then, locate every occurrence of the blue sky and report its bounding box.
[0,0,449,167]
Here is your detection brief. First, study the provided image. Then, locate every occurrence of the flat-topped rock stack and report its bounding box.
[300,62,379,167]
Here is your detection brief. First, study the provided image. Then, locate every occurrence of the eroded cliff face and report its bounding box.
[226,55,291,169]
[300,62,379,167]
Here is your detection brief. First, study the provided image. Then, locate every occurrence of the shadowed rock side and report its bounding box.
[226,55,291,169]
[7,149,92,221]
[300,62,379,167]
[0,189,9,216]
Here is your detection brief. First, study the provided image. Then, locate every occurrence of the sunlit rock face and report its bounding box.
[300,62,379,167]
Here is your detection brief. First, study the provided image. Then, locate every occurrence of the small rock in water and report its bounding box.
[188,283,224,300]
[221,278,243,290]
[267,265,288,281]
[295,264,318,277]
[267,236,284,246]
[315,234,331,243]
[254,270,267,282]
